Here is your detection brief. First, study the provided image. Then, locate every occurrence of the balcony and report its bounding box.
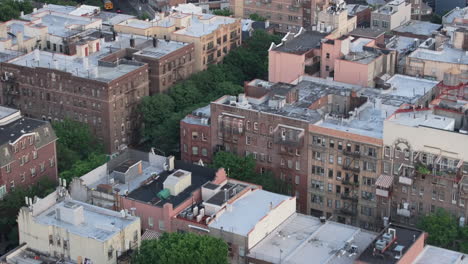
[376,188,389,198]
[337,208,357,216]
[342,164,360,173]
[399,176,413,185]
[341,193,358,202]
[342,179,359,187]
[343,150,361,158]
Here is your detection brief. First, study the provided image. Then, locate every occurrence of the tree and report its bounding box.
[212,8,233,17]
[0,178,56,251]
[52,120,106,183]
[0,0,33,22]
[418,209,459,249]
[211,152,289,194]
[249,13,267,22]
[132,232,228,264]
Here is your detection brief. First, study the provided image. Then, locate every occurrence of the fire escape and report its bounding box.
[1,72,19,108]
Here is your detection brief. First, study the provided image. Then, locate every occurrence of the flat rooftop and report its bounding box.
[248,214,376,264]
[30,12,101,38]
[95,11,135,26]
[350,27,385,39]
[350,38,373,52]
[343,51,380,64]
[35,199,138,242]
[374,0,406,15]
[357,224,424,264]
[383,74,438,101]
[181,105,211,126]
[414,245,468,264]
[87,159,165,196]
[347,4,370,17]
[0,106,18,120]
[443,6,468,25]
[386,36,418,54]
[273,31,327,54]
[387,110,456,131]
[393,20,441,37]
[216,76,432,140]
[409,45,468,64]
[127,161,216,208]
[208,189,291,236]
[172,14,237,37]
[133,40,190,59]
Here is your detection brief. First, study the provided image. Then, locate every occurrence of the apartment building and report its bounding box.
[347,4,372,27]
[180,105,212,164]
[0,106,57,198]
[371,0,412,31]
[315,0,357,37]
[180,75,439,228]
[378,79,468,227]
[442,6,468,27]
[405,27,468,81]
[0,32,150,153]
[114,12,241,72]
[409,0,433,20]
[6,182,141,264]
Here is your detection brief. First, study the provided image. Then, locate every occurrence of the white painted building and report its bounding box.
[12,183,141,264]
[371,0,411,30]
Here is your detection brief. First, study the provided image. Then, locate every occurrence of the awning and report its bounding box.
[376,174,394,189]
[141,229,161,241]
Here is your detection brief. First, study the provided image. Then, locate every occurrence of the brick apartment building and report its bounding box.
[0,47,149,153]
[180,75,441,228]
[0,106,57,198]
[230,0,332,33]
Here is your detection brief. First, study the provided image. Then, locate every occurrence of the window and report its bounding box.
[382,21,389,28]
[295,161,300,170]
[287,160,293,169]
[336,185,341,194]
[311,195,323,205]
[326,53,330,59]
[192,131,199,140]
[337,156,342,165]
[267,141,273,149]
[367,147,376,157]
[0,185,5,199]
[311,165,324,176]
[361,206,373,217]
[148,217,154,228]
[183,144,187,153]
[50,157,55,167]
[311,180,323,191]
[158,220,165,231]
[402,186,408,193]
[329,154,334,164]
[108,247,113,260]
[31,167,36,177]
[452,192,457,204]
[5,164,10,173]
[10,180,15,190]
[325,66,330,71]
[363,177,374,186]
[313,151,322,161]
[329,140,335,148]
[253,122,258,131]
[361,191,375,201]
[33,151,37,159]
[328,183,333,192]
[383,162,390,174]
[29,137,34,145]
[336,171,342,180]
[202,148,208,157]
[335,200,341,209]
[192,146,199,155]
[384,146,391,157]
[373,20,379,27]
[295,175,300,184]
[328,169,334,179]
[327,199,332,208]
[40,163,45,172]
[246,136,251,145]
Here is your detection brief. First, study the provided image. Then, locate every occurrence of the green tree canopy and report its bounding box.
[418,208,468,253]
[212,8,233,17]
[52,119,106,183]
[0,0,33,22]
[137,30,280,157]
[132,232,228,264]
[249,13,267,22]
[0,178,56,249]
[211,151,290,194]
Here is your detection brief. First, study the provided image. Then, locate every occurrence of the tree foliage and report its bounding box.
[0,178,56,252]
[249,13,267,22]
[132,232,228,264]
[0,0,33,21]
[138,30,280,156]
[52,119,106,183]
[418,208,468,253]
[212,8,233,17]
[211,151,291,194]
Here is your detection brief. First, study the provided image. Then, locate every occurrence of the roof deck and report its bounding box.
[393,20,441,37]
[248,214,376,264]
[273,31,328,54]
[35,199,138,242]
[133,39,190,59]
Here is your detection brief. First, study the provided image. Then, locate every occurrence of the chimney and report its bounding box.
[153,37,157,48]
[130,38,135,48]
[0,23,7,39]
[16,32,24,48]
[33,49,40,61]
[83,57,89,70]
[167,156,175,171]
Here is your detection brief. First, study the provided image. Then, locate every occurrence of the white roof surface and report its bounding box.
[414,245,468,264]
[350,38,373,52]
[384,74,438,98]
[388,110,456,130]
[393,20,441,37]
[35,199,138,242]
[409,45,468,64]
[134,40,190,59]
[248,214,376,264]
[208,190,290,236]
[173,14,237,37]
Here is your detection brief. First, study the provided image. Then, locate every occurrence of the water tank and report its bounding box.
[375,239,387,251]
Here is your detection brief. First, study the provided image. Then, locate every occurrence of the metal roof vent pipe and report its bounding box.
[153,37,157,48]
